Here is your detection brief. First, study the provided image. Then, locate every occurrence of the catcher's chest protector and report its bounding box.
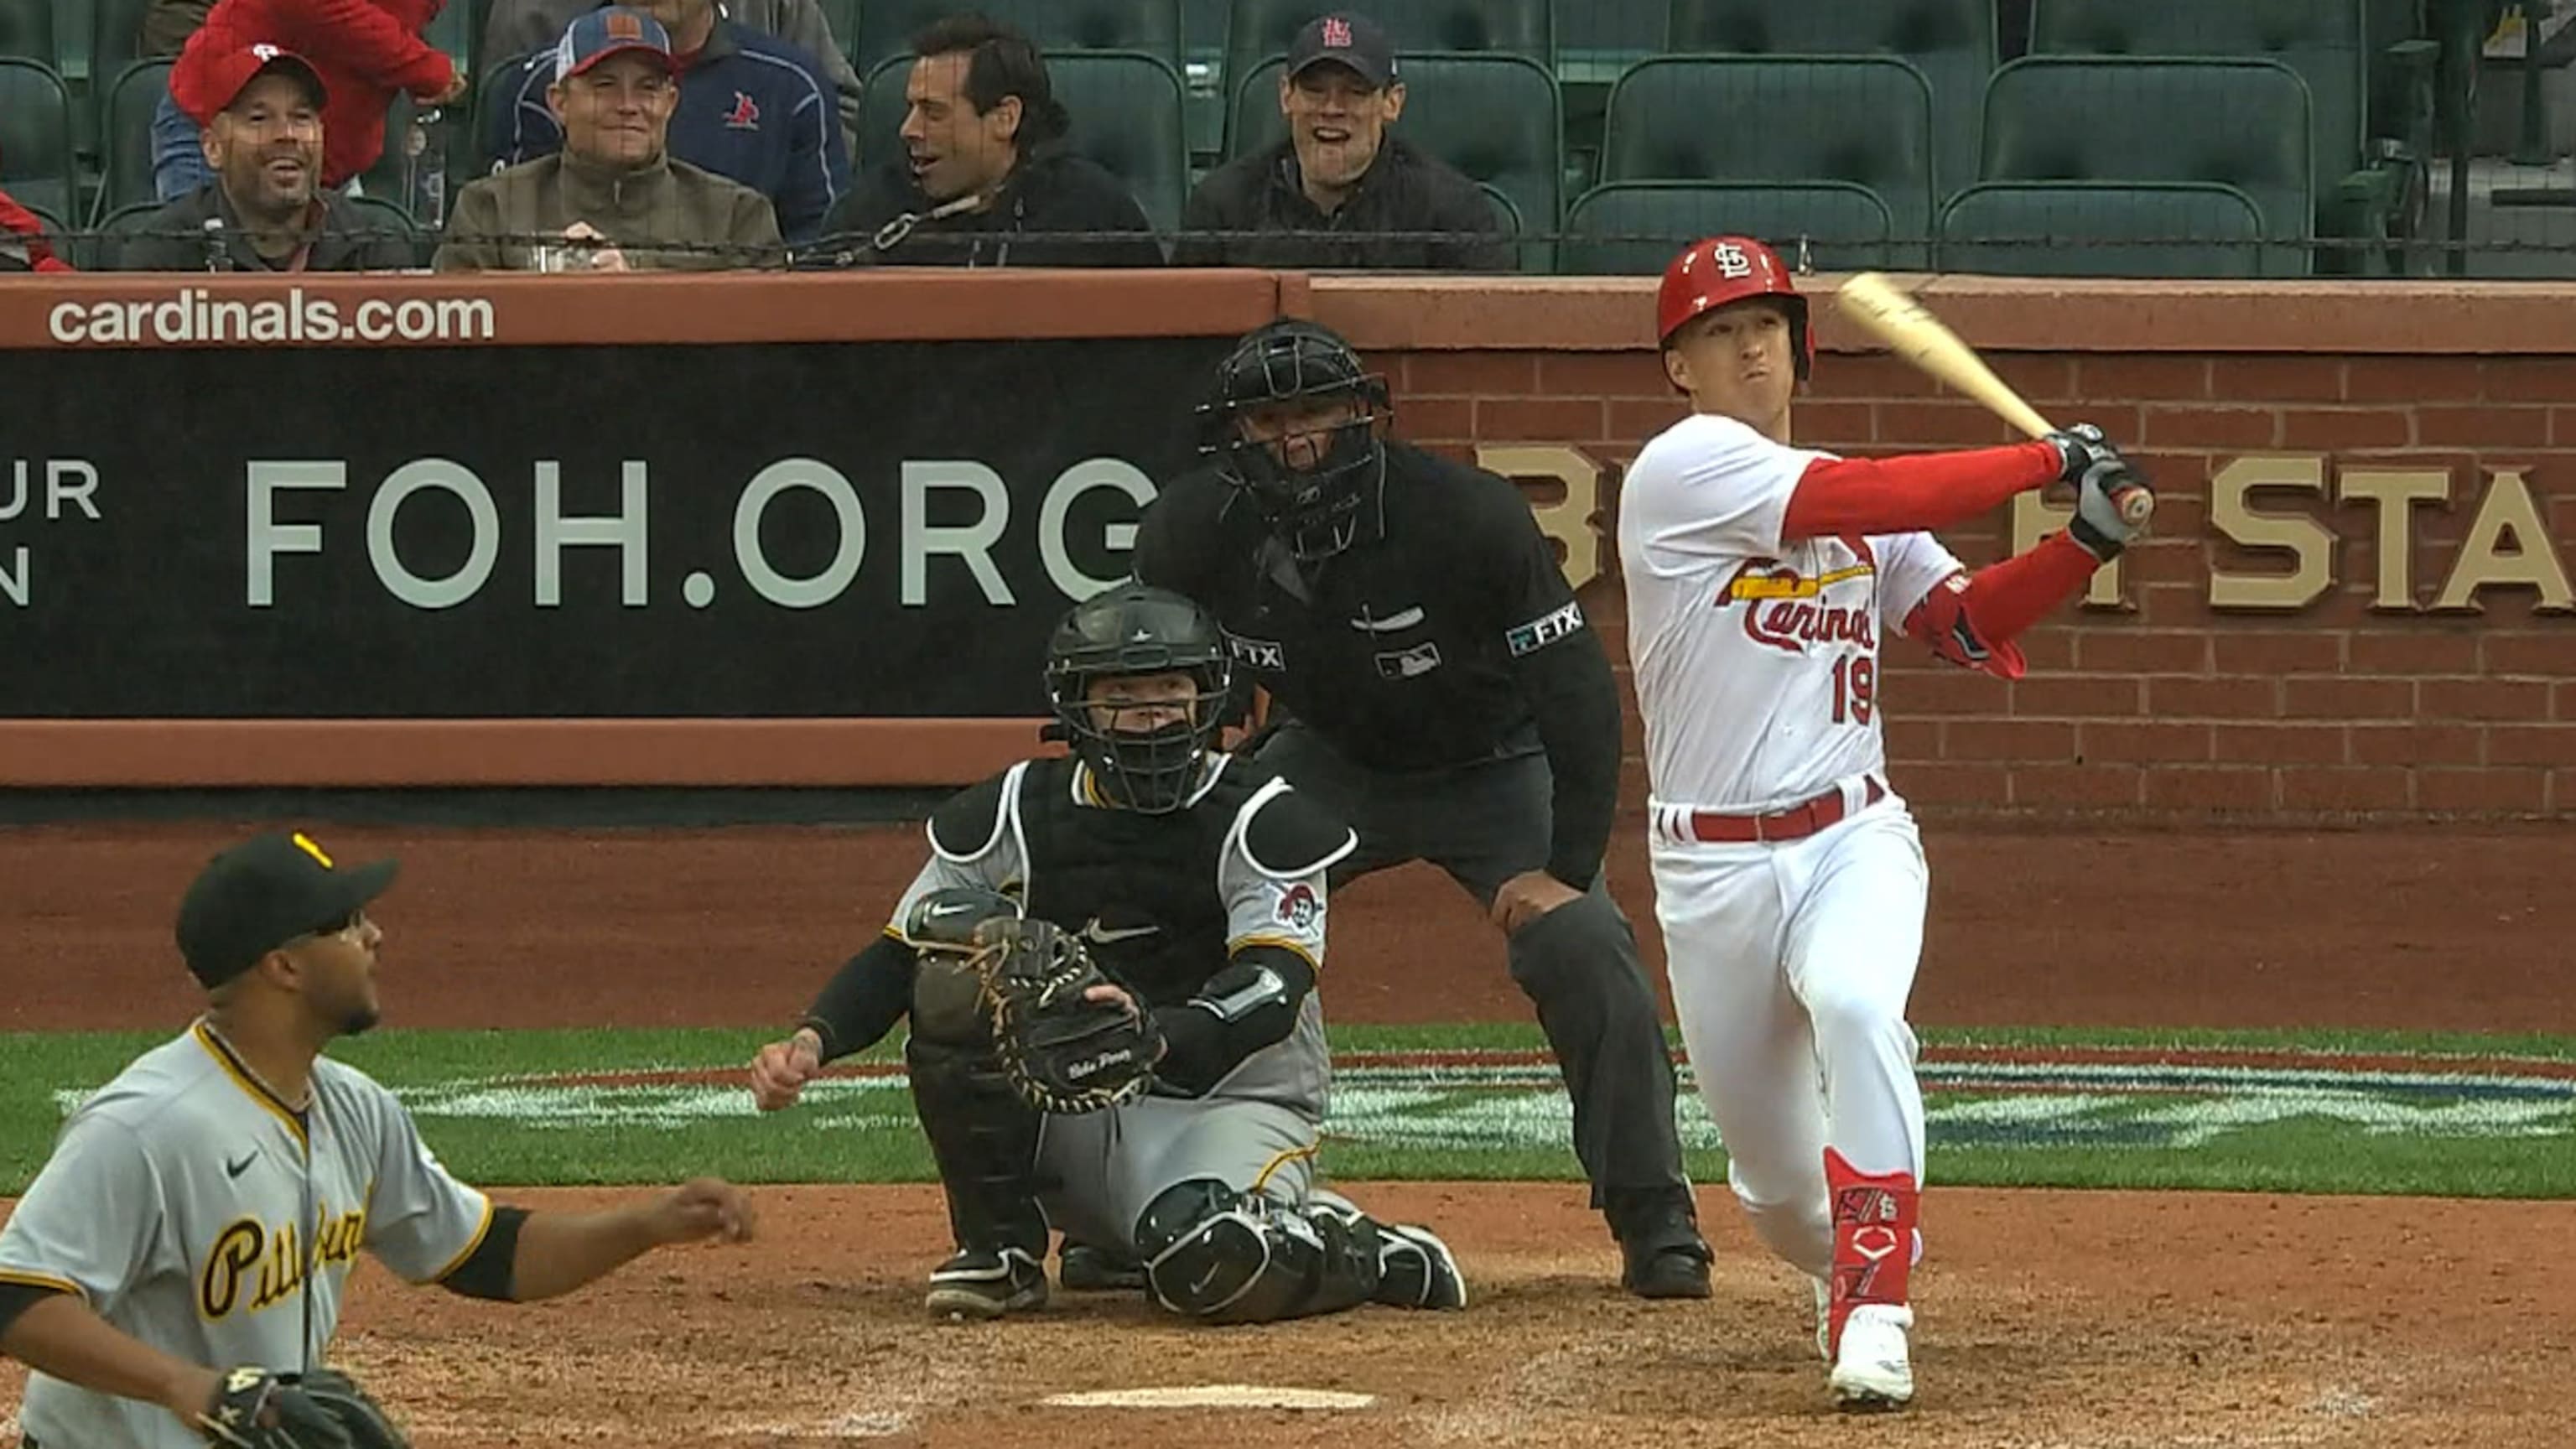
[1014,758,1250,1005]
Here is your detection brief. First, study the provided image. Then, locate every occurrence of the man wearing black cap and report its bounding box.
[108,44,418,272]
[0,829,757,1449]
[1174,10,1510,271]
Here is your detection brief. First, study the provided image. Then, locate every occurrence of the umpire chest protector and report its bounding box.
[929,755,1337,1009]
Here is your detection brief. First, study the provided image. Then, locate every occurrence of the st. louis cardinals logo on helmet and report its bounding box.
[1658,235,1812,381]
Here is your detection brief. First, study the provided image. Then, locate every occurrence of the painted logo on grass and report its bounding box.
[63,1047,2568,1153]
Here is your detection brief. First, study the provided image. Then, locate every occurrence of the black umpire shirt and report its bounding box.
[1134,440,1623,891]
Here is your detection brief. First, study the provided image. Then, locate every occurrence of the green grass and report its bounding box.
[6,1023,2573,1198]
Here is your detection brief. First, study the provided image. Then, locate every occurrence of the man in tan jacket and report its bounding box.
[434,6,778,271]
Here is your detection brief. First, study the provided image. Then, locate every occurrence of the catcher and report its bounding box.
[0,829,756,1449]
[749,581,1466,1323]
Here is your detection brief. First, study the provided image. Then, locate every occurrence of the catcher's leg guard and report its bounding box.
[904,1034,1049,1264]
[1134,1180,1467,1323]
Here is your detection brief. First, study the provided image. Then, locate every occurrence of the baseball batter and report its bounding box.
[1615,236,2153,1410]
[749,582,1465,1325]
[0,830,756,1449]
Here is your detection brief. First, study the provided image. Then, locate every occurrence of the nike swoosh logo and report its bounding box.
[225,1151,257,1179]
[1348,606,1426,633]
[1082,920,1161,946]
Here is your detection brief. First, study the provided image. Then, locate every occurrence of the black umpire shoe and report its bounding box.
[926,1246,1049,1319]
[1057,1239,1146,1292]
[1610,1189,1714,1300]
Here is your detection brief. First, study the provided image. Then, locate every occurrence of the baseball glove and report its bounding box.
[904,887,1163,1114]
[199,1366,409,1449]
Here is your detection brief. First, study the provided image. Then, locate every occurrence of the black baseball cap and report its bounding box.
[175,831,398,988]
[1286,12,1397,89]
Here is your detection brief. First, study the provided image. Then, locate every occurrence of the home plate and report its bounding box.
[1043,1385,1376,1410]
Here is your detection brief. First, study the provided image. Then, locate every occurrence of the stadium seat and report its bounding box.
[0,60,75,221]
[1666,0,1998,200]
[1223,0,1554,101]
[1979,56,2315,275]
[854,0,1185,74]
[94,57,170,222]
[422,0,472,83]
[1938,179,2273,277]
[0,0,55,69]
[1602,56,1935,257]
[84,195,166,269]
[2027,0,2429,274]
[1227,50,1563,267]
[1561,179,1899,275]
[91,0,152,106]
[343,192,428,267]
[865,50,1190,236]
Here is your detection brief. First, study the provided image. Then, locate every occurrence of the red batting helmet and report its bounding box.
[1657,236,1811,381]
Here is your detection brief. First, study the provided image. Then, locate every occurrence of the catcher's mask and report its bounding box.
[1044,581,1232,814]
[1195,319,1392,561]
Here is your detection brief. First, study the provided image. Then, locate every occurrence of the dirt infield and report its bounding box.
[6,817,2572,1446]
[3,818,2573,1035]
[4,1182,2567,1447]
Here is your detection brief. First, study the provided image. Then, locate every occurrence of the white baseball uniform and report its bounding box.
[0,1023,493,1449]
[1616,411,1963,1284]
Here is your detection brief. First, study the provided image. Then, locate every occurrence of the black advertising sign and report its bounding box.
[0,337,1231,717]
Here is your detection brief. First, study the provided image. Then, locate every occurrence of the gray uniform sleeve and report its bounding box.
[886,760,1033,935]
[359,1084,496,1285]
[0,1114,167,1310]
[1219,775,1352,969]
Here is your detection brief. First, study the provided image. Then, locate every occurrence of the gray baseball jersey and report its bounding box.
[892,758,1345,1249]
[0,1022,493,1449]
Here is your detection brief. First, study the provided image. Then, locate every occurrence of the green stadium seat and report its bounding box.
[855,0,1185,75]
[94,57,170,222]
[1602,56,1935,255]
[57,0,93,80]
[1667,0,1998,200]
[0,60,75,221]
[1223,0,1554,103]
[1560,3,1665,78]
[422,0,472,82]
[1938,179,2273,277]
[2028,0,2428,274]
[85,195,165,269]
[1561,179,1900,274]
[1979,56,2315,274]
[343,191,428,267]
[91,0,153,99]
[865,50,1191,236]
[0,0,55,69]
[813,0,860,65]
[1226,50,1563,267]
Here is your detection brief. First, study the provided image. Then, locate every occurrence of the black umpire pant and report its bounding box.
[1255,720,1693,1229]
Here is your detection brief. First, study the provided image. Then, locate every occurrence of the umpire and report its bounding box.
[1133,319,1712,1298]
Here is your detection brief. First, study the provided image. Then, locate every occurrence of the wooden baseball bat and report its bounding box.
[1834,272,2155,527]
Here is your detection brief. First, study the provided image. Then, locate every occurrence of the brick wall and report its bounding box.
[1315,282,2576,822]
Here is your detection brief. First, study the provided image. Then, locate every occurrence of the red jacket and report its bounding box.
[0,183,70,271]
[171,0,456,190]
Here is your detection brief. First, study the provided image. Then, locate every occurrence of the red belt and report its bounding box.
[1685,777,1885,844]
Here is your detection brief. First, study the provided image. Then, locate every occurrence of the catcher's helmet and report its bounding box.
[1044,581,1233,813]
[1195,319,1392,561]
[1657,235,1811,381]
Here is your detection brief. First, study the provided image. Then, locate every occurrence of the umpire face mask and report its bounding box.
[1216,394,1385,562]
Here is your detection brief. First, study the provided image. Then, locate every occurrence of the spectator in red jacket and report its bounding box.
[163,0,467,201]
[1,176,72,272]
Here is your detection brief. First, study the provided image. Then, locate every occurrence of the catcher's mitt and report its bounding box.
[200,1366,409,1449]
[905,887,1163,1114]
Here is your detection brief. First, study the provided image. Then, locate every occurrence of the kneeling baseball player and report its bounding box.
[1617,237,2154,1410]
[750,581,1465,1323]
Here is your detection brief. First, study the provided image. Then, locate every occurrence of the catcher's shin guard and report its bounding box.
[1823,1146,1919,1358]
[905,1035,1047,1259]
[1135,1178,1380,1324]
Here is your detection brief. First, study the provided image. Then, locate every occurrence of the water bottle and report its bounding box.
[408,106,449,230]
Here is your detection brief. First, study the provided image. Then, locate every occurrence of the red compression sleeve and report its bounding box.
[1780,441,2060,541]
[1959,531,2101,643]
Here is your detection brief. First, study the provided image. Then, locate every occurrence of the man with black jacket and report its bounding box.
[1132,319,1716,1300]
[808,14,1162,267]
[1173,12,1509,272]
[107,46,417,273]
